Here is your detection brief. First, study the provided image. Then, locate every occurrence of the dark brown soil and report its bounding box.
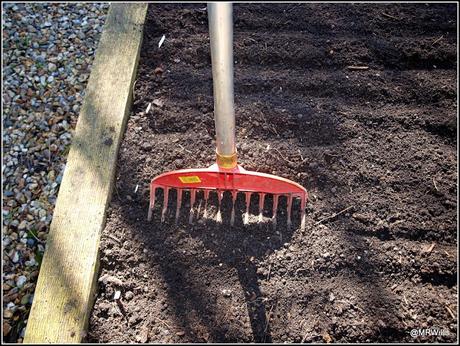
[87,3,457,343]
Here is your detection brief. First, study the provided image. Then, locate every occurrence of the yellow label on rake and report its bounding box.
[179,175,201,184]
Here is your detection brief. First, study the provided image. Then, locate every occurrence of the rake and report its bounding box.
[148,3,308,229]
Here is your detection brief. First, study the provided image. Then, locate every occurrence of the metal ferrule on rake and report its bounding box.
[147,3,308,229]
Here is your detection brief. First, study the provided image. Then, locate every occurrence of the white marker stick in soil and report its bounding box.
[158,34,166,48]
[346,65,369,70]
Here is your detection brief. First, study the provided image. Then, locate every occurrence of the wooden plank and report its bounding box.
[24,3,148,343]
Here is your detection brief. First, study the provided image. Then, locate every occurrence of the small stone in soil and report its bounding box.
[152,98,164,107]
[99,274,123,287]
[142,142,152,150]
[125,291,134,300]
[113,290,121,300]
[221,289,232,297]
[329,292,335,302]
[256,267,266,276]
[129,314,141,325]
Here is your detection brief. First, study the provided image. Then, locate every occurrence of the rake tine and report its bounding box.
[175,188,183,224]
[197,199,202,218]
[258,193,265,224]
[300,195,306,231]
[216,190,223,223]
[189,189,196,224]
[203,190,210,219]
[287,194,293,229]
[161,187,170,222]
[230,191,237,226]
[147,186,156,221]
[272,194,279,230]
[243,192,251,225]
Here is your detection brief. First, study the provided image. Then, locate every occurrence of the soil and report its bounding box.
[87,3,457,343]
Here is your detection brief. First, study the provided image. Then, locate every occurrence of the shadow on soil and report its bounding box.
[99,125,404,342]
[88,71,406,344]
[128,189,298,342]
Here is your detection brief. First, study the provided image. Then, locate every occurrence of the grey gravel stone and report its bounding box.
[3,3,109,342]
[16,276,27,288]
[48,62,57,72]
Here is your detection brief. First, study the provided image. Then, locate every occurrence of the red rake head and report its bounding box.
[148,164,308,230]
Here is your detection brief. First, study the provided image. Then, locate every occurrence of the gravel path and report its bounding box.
[2,3,109,342]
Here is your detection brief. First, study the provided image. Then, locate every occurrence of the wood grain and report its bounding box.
[24,3,148,343]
